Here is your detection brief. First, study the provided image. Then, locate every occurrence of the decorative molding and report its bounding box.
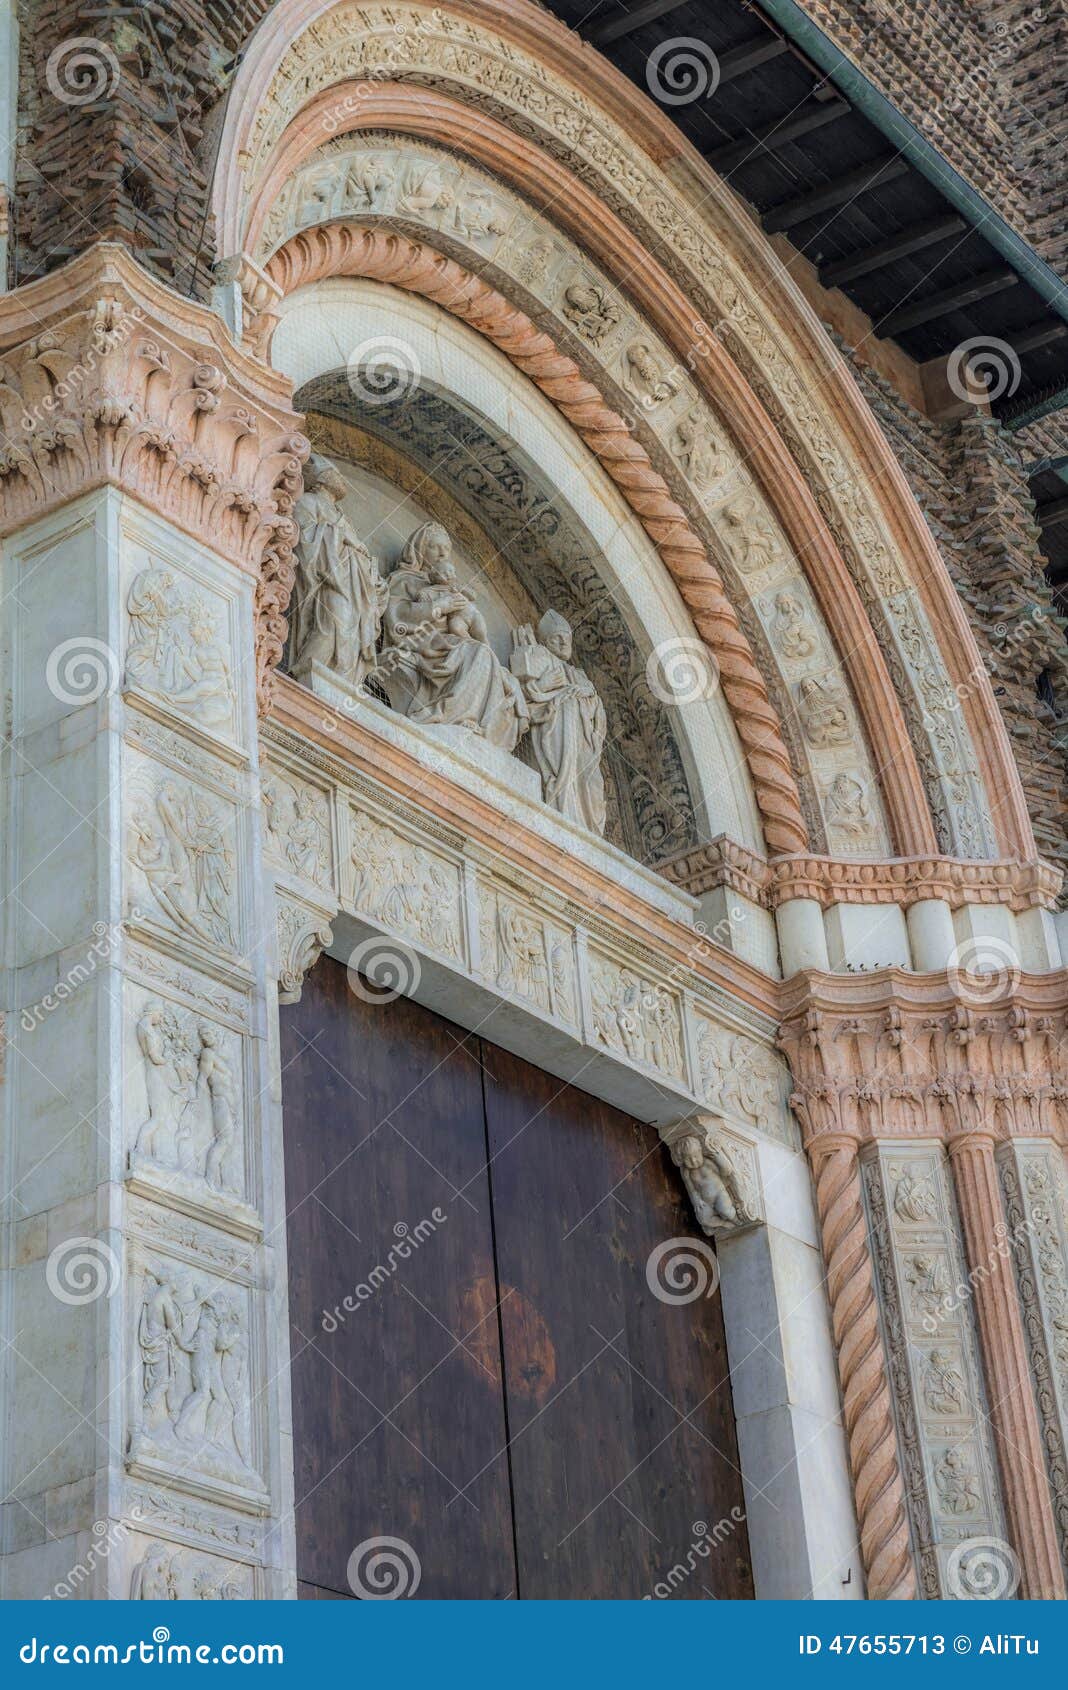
[657,836,769,906]
[0,244,309,714]
[778,969,1068,1148]
[765,854,1063,914]
[265,222,808,858]
[659,840,1062,915]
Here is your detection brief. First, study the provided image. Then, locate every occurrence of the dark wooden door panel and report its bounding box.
[481,1045,754,1599]
[282,958,752,1599]
[281,957,517,1599]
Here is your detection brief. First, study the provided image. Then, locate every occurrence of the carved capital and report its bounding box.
[276,890,337,1006]
[660,1113,762,1238]
[779,968,1068,1147]
[0,243,309,714]
[766,854,1062,914]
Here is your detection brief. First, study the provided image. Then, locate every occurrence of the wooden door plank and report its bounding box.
[481,1043,754,1599]
[281,957,517,1598]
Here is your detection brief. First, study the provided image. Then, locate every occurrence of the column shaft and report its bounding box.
[948,1132,1066,1599]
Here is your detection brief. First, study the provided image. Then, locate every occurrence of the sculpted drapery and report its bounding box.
[290,453,388,686]
[510,611,607,836]
[379,522,529,752]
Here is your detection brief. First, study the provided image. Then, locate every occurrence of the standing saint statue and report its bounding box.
[510,610,607,835]
[290,453,387,686]
[380,521,528,751]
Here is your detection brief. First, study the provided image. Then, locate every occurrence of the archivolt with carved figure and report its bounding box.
[0,0,1065,1615]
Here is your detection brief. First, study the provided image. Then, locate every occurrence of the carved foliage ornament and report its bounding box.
[0,246,309,715]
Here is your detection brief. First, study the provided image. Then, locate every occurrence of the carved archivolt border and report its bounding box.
[211,0,1023,863]
[267,221,808,857]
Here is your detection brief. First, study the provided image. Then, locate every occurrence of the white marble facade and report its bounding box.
[0,492,289,1599]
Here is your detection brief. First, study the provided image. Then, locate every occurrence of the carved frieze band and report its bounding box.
[659,838,1061,915]
[260,722,798,1154]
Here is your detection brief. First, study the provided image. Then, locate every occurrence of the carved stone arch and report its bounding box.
[297,385,712,863]
[212,0,1030,862]
[267,225,807,857]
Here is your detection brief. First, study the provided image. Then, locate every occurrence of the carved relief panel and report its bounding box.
[263,767,333,889]
[129,1537,252,1599]
[692,1013,795,1147]
[348,804,465,966]
[127,1242,267,1513]
[587,947,686,1083]
[862,1146,1006,1596]
[124,564,239,745]
[125,754,243,963]
[477,881,577,1028]
[998,1140,1068,1564]
[123,977,255,1232]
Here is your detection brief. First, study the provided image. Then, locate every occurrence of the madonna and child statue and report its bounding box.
[289,456,609,837]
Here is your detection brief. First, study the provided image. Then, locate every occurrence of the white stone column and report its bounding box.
[718,1136,863,1599]
[0,489,293,1599]
[775,896,829,975]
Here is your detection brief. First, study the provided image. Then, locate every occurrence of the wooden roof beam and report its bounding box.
[820,215,967,287]
[879,269,1019,337]
[706,97,849,174]
[764,154,908,233]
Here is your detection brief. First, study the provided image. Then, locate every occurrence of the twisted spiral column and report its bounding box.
[267,224,808,855]
[807,1133,917,1599]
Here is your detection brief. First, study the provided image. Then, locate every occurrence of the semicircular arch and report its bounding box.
[211,0,1029,864]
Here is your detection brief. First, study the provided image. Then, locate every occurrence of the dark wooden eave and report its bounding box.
[543,0,1068,424]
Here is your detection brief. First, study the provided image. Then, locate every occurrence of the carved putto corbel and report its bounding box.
[661,1114,762,1238]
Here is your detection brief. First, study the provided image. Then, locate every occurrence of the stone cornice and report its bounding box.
[778,966,1068,1148]
[0,243,309,712]
[659,839,1063,914]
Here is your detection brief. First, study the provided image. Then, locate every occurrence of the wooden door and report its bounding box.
[281,956,753,1599]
